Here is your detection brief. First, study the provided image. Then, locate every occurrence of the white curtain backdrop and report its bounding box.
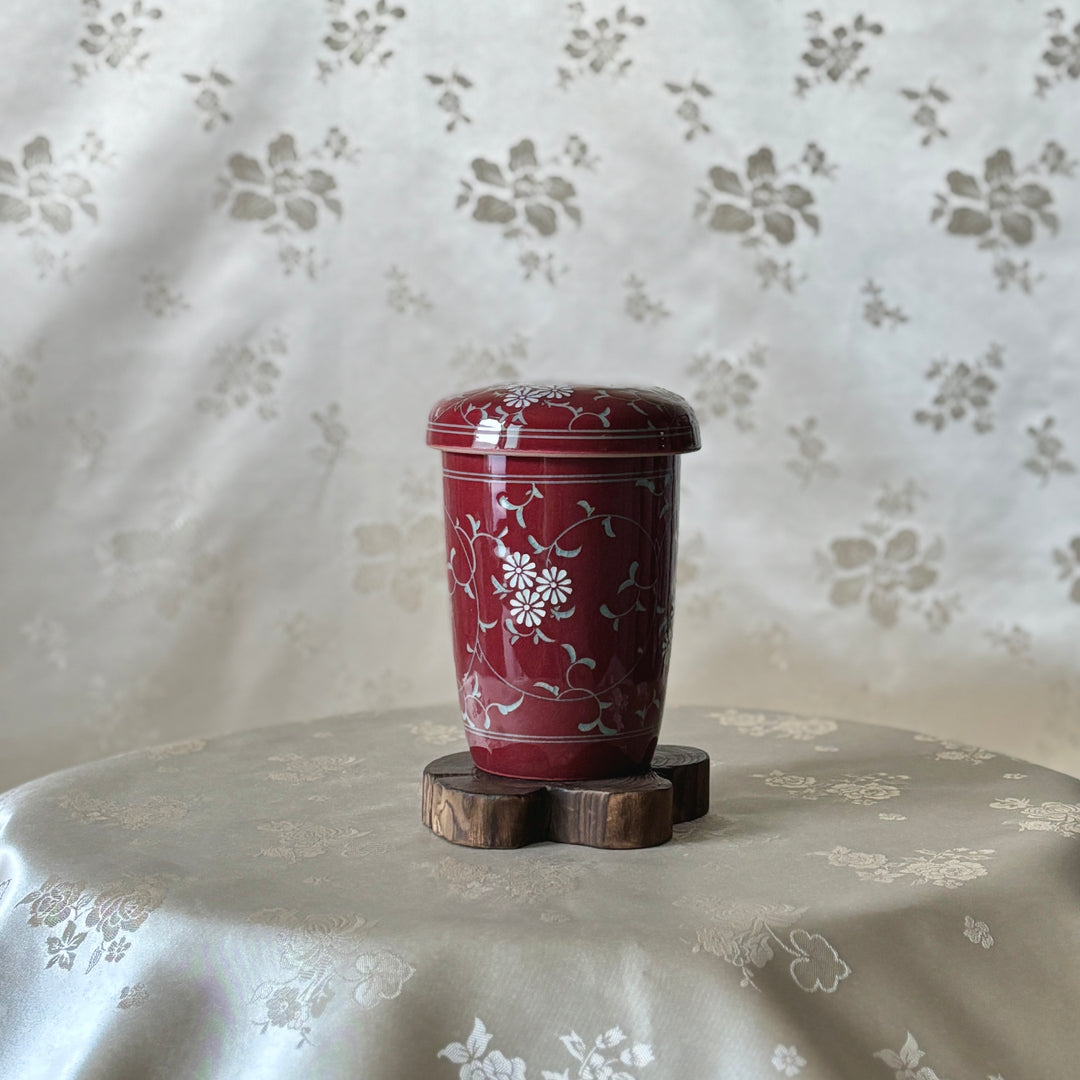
[2,0,1078,792]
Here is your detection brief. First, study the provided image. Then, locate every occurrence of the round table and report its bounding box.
[0,705,1077,1079]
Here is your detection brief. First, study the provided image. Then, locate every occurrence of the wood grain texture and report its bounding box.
[421,745,709,849]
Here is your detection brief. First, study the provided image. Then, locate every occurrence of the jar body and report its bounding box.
[440,450,679,780]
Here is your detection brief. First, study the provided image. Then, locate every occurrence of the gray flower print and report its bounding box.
[73,0,163,83]
[220,134,341,231]
[664,77,713,140]
[449,334,528,384]
[861,280,908,328]
[1036,8,1080,96]
[817,484,956,630]
[786,417,838,487]
[1051,537,1080,604]
[318,0,405,82]
[14,128,113,280]
[823,531,940,627]
[985,623,1033,662]
[915,343,1003,434]
[1,346,42,428]
[182,69,233,131]
[873,479,923,519]
[118,983,149,1009]
[21,615,68,670]
[563,134,599,170]
[932,144,1072,291]
[215,132,352,277]
[687,345,766,431]
[695,144,833,291]
[457,138,582,284]
[197,330,287,421]
[386,266,432,315]
[624,274,669,323]
[425,71,473,132]
[795,11,883,97]
[140,270,189,317]
[558,2,645,88]
[354,514,443,612]
[0,136,98,236]
[310,403,357,472]
[900,82,949,146]
[1024,416,1076,484]
[353,470,443,612]
[460,139,581,237]
[69,409,108,472]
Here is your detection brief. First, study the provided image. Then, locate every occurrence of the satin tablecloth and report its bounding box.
[0,705,1077,1079]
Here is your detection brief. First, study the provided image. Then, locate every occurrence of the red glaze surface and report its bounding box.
[427,383,700,457]
[428,384,699,781]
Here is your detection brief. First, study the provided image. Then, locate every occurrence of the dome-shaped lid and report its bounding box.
[427,383,701,457]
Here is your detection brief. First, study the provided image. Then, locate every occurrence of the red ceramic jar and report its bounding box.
[427,384,700,781]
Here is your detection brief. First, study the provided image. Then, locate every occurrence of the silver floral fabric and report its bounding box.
[2,3,1080,794]
[0,705,1077,1079]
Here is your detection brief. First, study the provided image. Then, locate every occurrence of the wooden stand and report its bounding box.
[421,745,709,850]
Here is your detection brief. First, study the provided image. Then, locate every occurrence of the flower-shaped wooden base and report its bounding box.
[421,745,709,849]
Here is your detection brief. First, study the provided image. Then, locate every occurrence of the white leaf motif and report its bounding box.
[599,1027,626,1049]
[900,1031,924,1068]
[467,1018,493,1059]
[438,1042,471,1065]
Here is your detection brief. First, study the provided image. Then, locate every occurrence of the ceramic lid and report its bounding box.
[427,383,701,456]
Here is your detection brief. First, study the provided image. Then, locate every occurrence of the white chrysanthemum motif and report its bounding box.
[772,1044,806,1076]
[534,566,572,603]
[503,385,545,408]
[509,589,545,627]
[541,384,573,399]
[501,552,537,589]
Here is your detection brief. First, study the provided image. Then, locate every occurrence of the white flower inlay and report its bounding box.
[541,384,573,399]
[502,551,537,589]
[772,1044,806,1076]
[534,565,572,603]
[509,589,545,627]
[503,385,545,409]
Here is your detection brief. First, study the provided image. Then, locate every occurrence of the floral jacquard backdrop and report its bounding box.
[1,1,1078,791]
